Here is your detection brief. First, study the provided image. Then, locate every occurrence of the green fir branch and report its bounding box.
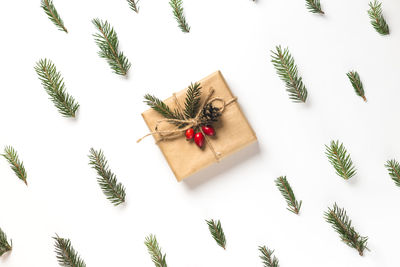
[2,146,27,185]
[53,235,86,267]
[88,148,126,206]
[271,46,308,103]
[144,94,186,127]
[127,0,139,13]
[324,203,368,256]
[35,59,79,118]
[41,0,68,33]
[275,176,302,214]
[92,18,131,76]
[305,0,324,14]
[206,219,226,249]
[325,140,357,180]
[258,246,279,267]
[385,159,400,187]
[347,71,366,102]
[0,228,12,257]
[368,0,389,35]
[145,234,167,267]
[184,82,202,119]
[169,0,190,33]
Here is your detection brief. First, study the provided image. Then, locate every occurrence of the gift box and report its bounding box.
[141,71,257,181]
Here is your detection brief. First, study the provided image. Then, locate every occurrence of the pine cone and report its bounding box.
[201,103,221,124]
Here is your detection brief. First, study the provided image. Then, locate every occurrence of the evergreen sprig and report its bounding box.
[368,0,389,35]
[53,235,86,267]
[305,0,324,14]
[347,71,366,102]
[258,246,279,267]
[41,0,68,33]
[324,203,368,256]
[92,18,131,76]
[206,219,226,249]
[0,228,12,257]
[2,146,27,185]
[184,82,202,119]
[385,159,400,187]
[325,140,357,180]
[88,148,126,206]
[271,46,308,103]
[144,94,186,127]
[127,0,139,13]
[35,59,79,118]
[169,0,190,33]
[275,176,302,214]
[145,234,167,267]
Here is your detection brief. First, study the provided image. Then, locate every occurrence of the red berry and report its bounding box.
[185,128,194,140]
[201,125,215,136]
[194,132,204,148]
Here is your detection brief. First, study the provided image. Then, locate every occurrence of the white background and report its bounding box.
[0,0,400,266]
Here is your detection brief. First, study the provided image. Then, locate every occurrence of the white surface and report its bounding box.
[0,0,399,266]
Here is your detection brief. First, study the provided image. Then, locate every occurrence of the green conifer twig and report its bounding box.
[127,0,139,13]
[184,82,202,119]
[385,159,400,187]
[325,140,357,180]
[169,0,190,33]
[41,0,68,33]
[144,94,186,127]
[145,234,167,267]
[206,219,226,249]
[305,0,324,14]
[2,146,27,185]
[258,246,279,267]
[53,234,86,267]
[0,227,12,257]
[346,71,366,102]
[275,176,302,214]
[368,0,389,35]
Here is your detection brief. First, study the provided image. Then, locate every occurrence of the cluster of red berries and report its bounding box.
[185,125,215,148]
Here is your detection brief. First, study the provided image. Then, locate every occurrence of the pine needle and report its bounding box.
[325,140,357,180]
[35,59,80,118]
[271,46,308,103]
[0,228,12,257]
[275,176,302,214]
[324,203,368,256]
[92,18,131,76]
[127,0,139,13]
[206,219,226,249]
[184,82,202,119]
[169,0,190,33]
[144,94,186,127]
[144,234,167,267]
[347,71,366,102]
[53,235,86,267]
[385,159,400,187]
[41,0,68,33]
[88,148,126,206]
[305,0,324,14]
[2,146,27,185]
[368,0,389,35]
[258,246,279,267]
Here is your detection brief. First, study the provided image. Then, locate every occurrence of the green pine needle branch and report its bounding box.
[184,82,202,119]
[258,246,279,267]
[0,227,12,257]
[145,234,167,267]
[368,0,389,35]
[169,0,190,33]
[35,59,79,118]
[347,71,366,102]
[324,203,368,256]
[385,159,400,187]
[88,148,126,206]
[41,0,68,33]
[92,18,131,76]
[206,219,226,249]
[53,234,86,267]
[271,46,308,103]
[275,176,302,214]
[325,140,357,180]
[305,0,324,14]
[144,94,186,127]
[2,146,27,185]
[127,0,139,13]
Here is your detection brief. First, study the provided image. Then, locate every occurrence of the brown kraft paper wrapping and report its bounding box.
[141,71,257,181]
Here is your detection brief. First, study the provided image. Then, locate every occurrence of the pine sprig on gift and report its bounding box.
[325,140,357,180]
[2,146,27,186]
[385,159,400,187]
[368,0,389,35]
[92,18,131,76]
[184,82,202,119]
[347,71,366,102]
[53,235,86,267]
[206,219,226,249]
[169,0,190,33]
[305,0,324,14]
[275,176,302,214]
[0,227,12,257]
[127,0,139,13]
[144,94,186,127]
[88,148,126,206]
[324,203,368,256]
[271,46,308,103]
[145,234,167,267]
[41,0,68,33]
[258,246,279,267]
[35,59,79,118]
